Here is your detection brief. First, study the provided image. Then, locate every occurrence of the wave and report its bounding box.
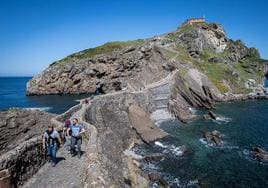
[151,109,174,126]
[212,116,232,124]
[155,141,185,156]
[199,138,239,149]
[239,149,268,165]
[155,141,168,148]
[199,138,214,148]
[163,174,199,187]
[24,107,52,112]
[124,149,143,160]
[188,107,197,114]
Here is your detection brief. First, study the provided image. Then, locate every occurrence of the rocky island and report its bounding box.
[1,18,268,187]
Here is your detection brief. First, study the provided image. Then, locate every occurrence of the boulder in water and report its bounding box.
[148,173,168,187]
[203,130,224,146]
[144,153,165,162]
[252,147,268,163]
[203,110,217,120]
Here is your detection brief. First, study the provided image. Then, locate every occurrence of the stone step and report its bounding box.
[153,97,169,101]
[154,105,168,109]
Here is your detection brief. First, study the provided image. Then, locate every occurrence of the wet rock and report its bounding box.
[203,110,217,120]
[169,69,220,123]
[144,153,165,162]
[148,173,169,187]
[129,104,168,143]
[84,92,167,187]
[203,130,224,146]
[252,147,268,163]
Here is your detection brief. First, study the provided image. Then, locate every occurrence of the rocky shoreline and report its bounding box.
[1,19,268,187]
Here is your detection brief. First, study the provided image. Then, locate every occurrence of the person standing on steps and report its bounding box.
[42,125,62,167]
[67,118,85,158]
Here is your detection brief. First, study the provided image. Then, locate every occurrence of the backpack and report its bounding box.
[65,119,71,128]
[46,130,60,147]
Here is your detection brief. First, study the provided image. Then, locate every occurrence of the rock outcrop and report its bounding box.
[128,104,168,143]
[0,109,54,155]
[168,69,220,123]
[83,91,168,187]
[26,20,265,100]
[26,45,169,95]
[203,130,224,146]
[252,147,268,163]
[0,109,55,187]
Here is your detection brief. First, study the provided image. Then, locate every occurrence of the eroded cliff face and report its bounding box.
[0,109,54,155]
[168,68,221,123]
[27,21,264,98]
[27,45,169,95]
[84,91,167,187]
[0,109,55,187]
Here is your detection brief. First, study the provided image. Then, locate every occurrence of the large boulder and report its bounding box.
[128,104,168,143]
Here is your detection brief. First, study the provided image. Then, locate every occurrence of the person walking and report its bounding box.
[67,118,85,158]
[42,125,62,167]
[63,119,72,152]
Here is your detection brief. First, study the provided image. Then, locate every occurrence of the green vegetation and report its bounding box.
[178,24,194,34]
[51,39,145,66]
[194,49,264,94]
[161,42,264,94]
[166,24,194,41]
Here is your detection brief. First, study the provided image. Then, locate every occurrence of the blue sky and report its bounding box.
[0,0,267,76]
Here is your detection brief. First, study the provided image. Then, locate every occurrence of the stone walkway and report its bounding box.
[22,104,89,188]
[22,144,86,188]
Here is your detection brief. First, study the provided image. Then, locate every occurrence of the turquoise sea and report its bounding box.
[135,100,268,188]
[2,77,268,187]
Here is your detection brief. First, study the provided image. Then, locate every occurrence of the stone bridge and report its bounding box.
[0,71,177,188]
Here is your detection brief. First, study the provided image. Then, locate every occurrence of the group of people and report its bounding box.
[42,118,86,167]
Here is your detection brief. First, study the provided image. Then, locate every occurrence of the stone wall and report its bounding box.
[0,136,46,188]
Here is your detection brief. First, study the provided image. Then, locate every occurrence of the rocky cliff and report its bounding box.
[0,109,54,155]
[83,91,168,187]
[27,20,265,97]
[0,109,55,187]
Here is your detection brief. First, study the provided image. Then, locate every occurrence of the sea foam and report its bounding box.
[25,107,52,112]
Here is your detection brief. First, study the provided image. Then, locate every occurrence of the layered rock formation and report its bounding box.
[0,109,54,155]
[27,45,169,95]
[83,91,168,187]
[26,20,265,99]
[0,109,55,187]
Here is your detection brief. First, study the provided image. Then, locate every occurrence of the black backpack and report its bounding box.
[46,130,60,147]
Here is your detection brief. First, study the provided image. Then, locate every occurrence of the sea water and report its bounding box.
[0,77,89,114]
[135,100,268,187]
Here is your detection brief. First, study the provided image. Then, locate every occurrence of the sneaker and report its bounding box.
[52,163,56,167]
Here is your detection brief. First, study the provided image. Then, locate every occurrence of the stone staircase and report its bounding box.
[150,83,170,110]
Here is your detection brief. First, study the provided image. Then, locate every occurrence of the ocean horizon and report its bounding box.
[0,77,89,114]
